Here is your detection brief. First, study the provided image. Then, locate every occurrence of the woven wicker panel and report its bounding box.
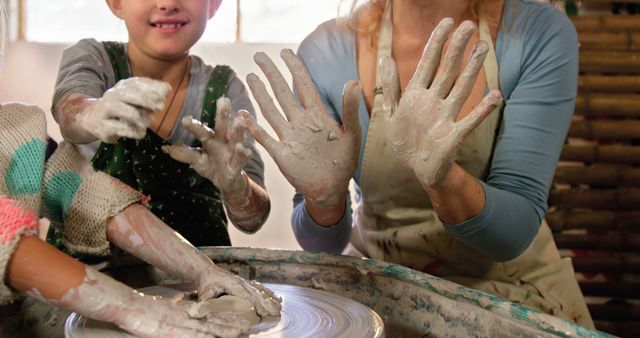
[546,13,640,338]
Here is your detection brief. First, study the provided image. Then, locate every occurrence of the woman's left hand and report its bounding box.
[197,266,282,317]
[380,18,502,188]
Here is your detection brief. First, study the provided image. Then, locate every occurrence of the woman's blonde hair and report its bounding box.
[338,0,496,48]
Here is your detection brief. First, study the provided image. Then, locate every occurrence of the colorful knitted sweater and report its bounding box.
[0,103,143,304]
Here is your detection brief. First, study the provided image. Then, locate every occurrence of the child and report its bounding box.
[51,0,270,247]
[0,7,279,337]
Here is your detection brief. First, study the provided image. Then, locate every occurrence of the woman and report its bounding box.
[243,0,593,328]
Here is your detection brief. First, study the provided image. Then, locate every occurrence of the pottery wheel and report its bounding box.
[65,283,385,338]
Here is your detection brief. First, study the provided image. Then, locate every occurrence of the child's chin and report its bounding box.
[149,42,192,59]
[152,49,191,61]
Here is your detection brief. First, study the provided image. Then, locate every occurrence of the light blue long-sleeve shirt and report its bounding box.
[292,0,578,262]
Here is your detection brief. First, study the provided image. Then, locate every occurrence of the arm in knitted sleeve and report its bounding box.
[0,103,48,303]
[42,141,145,256]
[0,103,132,256]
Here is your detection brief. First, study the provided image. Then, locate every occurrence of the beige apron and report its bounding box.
[349,1,594,328]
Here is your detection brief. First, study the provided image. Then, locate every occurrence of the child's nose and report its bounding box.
[156,0,181,12]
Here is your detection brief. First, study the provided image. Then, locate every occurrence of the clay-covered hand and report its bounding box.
[76,77,170,143]
[245,49,362,209]
[56,267,249,338]
[197,266,282,317]
[105,204,279,321]
[162,97,251,195]
[379,18,503,187]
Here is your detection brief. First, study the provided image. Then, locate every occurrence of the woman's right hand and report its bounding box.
[244,49,362,210]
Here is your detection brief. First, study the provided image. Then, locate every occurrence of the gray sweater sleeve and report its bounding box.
[291,194,352,253]
[51,38,117,123]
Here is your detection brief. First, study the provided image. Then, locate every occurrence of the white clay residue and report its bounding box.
[186,295,261,325]
[128,232,143,247]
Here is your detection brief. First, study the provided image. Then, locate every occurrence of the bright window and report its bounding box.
[239,0,342,43]
[17,0,345,43]
[25,1,128,42]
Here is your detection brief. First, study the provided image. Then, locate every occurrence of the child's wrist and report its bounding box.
[221,172,252,210]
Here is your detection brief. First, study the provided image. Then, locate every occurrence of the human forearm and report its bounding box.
[303,192,348,227]
[8,237,139,321]
[7,236,137,323]
[55,78,168,144]
[106,203,282,316]
[426,164,542,261]
[442,181,541,261]
[56,93,100,144]
[425,163,485,224]
[6,236,85,300]
[223,172,270,233]
[106,203,213,282]
[7,237,145,326]
[9,235,248,337]
[163,99,273,234]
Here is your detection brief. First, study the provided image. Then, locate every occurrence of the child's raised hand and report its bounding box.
[379,19,502,187]
[244,50,362,210]
[77,77,170,144]
[162,97,252,195]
